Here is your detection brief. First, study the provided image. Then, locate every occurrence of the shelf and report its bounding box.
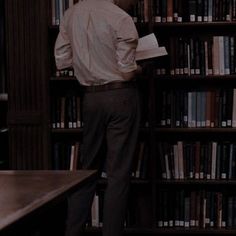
[155,128,236,134]
[98,178,150,186]
[151,228,236,235]
[84,227,236,235]
[84,227,155,235]
[155,75,236,80]
[51,127,149,135]
[153,21,236,37]
[156,179,236,186]
[51,128,83,134]
[50,76,77,81]
[154,76,236,88]
[153,21,236,28]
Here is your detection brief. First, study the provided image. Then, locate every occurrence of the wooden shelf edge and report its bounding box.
[153,21,236,27]
[98,178,150,185]
[50,76,77,81]
[51,127,148,134]
[151,228,236,234]
[84,227,236,234]
[155,128,236,133]
[154,75,236,80]
[156,179,236,185]
[51,128,83,134]
[84,227,155,234]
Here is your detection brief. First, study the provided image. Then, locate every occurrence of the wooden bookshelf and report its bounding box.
[153,0,236,233]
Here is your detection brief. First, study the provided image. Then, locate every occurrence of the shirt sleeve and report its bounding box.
[116,15,139,73]
[54,13,73,70]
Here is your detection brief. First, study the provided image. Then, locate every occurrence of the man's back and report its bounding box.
[55,0,138,86]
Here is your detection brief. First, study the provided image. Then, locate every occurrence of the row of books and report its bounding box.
[102,141,149,180]
[132,141,149,179]
[51,0,236,26]
[100,141,149,179]
[53,141,81,170]
[89,190,150,228]
[54,68,74,77]
[51,0,77,26]
[157,36,236,76]
[130,0,149,23]
[157,89,236,128]
[51,95,82,129]
[154,0,236,23]
[51,0,148,26]
[90,194,102,227]
[157,190,236,229]
[158,141,236,180]
[52,141,148,179]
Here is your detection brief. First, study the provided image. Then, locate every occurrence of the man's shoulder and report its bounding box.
[64,0,132,25]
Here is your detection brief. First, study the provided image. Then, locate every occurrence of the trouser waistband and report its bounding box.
[82,81,137,93]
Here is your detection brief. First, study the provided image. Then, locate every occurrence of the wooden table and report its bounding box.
[0,170,97,236]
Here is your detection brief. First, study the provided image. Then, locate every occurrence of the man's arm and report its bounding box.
[54,15,73,70]
[116,15,140,81]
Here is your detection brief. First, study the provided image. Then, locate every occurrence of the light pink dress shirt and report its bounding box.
[54,0,139,86]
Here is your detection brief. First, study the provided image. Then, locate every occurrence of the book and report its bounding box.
[136,33,167,61]
[91,194,99,227]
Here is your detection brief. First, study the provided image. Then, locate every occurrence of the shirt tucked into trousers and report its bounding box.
[54,0,140,235]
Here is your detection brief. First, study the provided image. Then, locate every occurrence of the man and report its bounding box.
[54,0,141,235]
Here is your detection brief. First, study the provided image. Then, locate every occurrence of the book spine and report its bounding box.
[167,0,173,22]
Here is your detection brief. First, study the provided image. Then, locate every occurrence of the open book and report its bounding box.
[136,33,168,61]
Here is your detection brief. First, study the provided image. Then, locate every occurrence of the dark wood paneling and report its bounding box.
[5,0,50,169]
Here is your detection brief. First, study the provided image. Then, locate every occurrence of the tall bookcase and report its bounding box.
[152,0,236,235]
[5,0,236,235]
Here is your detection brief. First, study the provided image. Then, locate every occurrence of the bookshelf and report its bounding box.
[4,0,236,235]
[153,0,236,234]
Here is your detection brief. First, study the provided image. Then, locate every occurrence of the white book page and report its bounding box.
[137,33,159,51]
[136,33,167,61]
